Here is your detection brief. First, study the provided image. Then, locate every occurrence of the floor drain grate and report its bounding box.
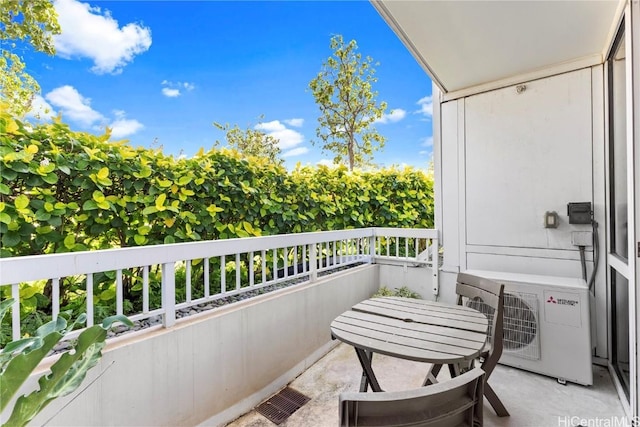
[255,387,310,425]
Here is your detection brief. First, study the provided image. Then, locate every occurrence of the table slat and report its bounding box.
[338,311,486,346]
[352,300,488,333]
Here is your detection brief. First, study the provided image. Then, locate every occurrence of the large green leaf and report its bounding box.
[2,315,130,426]
[0,327,64,413]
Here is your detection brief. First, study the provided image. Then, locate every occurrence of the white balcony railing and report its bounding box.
[0,227,438,342]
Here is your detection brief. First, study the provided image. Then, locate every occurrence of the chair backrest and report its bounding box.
[456,273,505,377]
[339,367,485,427]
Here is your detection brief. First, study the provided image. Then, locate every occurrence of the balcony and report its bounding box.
[0,228,627,426]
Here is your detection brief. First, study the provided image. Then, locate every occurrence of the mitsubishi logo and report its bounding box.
[546,295,578,306]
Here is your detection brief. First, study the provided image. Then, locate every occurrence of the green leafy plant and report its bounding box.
[373,286,422,299]
[1,110,433,337]
[0,299,133,427]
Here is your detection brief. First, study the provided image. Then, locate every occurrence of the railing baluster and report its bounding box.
[116,270,123,316]
[261,250,267,284]
[405,238,409,260]
[302,245,307,273]
[283,246,288,278]
[143,266,149,313]
[325,242,330,268]
[293,246,298,275]
[186,260,192,303]
[395,237,400,258]
[221,255,226,294]
[52,277,60,320]
[432,238,439,295]
[332,241,337,266]
[11,283,20,340]
[273,249,277,282]
[86,273,94,327]
[249,251,254,287]
[235,253,241,290]
[204,258,210,298]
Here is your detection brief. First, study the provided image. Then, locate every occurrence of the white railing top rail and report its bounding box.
[0,228,377,285]
[372,227,438,239]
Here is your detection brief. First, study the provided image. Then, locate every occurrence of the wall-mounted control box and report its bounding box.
[571,231,593,246]
[567,202,592,224]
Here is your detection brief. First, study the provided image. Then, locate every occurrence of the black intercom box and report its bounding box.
[567,202,592,224]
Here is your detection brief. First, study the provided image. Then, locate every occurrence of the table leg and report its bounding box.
[354,348,383,392]
[423,363,443,386]
[450,359,474,378]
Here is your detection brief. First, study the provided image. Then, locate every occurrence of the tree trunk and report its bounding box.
[348,137,355,171]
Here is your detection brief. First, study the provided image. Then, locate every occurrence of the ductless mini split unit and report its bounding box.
[464,270,593,386]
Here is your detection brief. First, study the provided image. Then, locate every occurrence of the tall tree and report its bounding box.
[309,34,387,171]
[1,0,61,117]
[213,120,284,166]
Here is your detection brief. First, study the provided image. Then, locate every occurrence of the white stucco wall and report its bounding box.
[11,265,379,427]
[435,67,608,357]
[377,263,436,300]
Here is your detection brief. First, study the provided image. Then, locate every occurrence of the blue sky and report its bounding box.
[24,0,434,169]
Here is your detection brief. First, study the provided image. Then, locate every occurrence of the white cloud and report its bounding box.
[161,80,195,97]
[53,0,152,74]
[374,109,407,124]
[42,86,143,138]
[283,147,309,157]
[284,118,304,127]
[255,120,304,150]
[25,95,57,121]
[45,85,104,125]
[162,88,181,98]
[421,136,433,147]
[416,95,433,118]
[110,117,144,138]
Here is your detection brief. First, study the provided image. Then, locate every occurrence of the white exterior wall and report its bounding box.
[435,67,608,358]
[377,263,436,300]
[16,266,379,427]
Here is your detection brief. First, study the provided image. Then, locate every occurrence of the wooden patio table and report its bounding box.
[330,296,489,392]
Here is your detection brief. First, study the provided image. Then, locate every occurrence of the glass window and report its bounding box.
[609,26,627,259]
[612,268,630,397]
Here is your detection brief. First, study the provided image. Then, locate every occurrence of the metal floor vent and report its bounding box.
[256,387,310,425]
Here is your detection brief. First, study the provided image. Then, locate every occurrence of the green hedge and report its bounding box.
[0,113,433,342]
[0,114,433,258]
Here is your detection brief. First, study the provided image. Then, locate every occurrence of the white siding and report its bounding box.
[437,67,608,358]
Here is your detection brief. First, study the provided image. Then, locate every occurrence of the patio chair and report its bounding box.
[339,367,485,427]
[424,273,509,417]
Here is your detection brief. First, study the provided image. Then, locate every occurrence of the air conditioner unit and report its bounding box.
[463,269,593,386]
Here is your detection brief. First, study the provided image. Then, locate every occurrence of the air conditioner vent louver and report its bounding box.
[465,292,540,359]
[463,269,593,386]
[503,292,540,359]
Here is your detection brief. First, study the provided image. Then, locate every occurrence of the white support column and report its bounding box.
[310,244,318,282]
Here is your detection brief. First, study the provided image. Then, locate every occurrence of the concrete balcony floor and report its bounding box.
[227,342,626,427]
